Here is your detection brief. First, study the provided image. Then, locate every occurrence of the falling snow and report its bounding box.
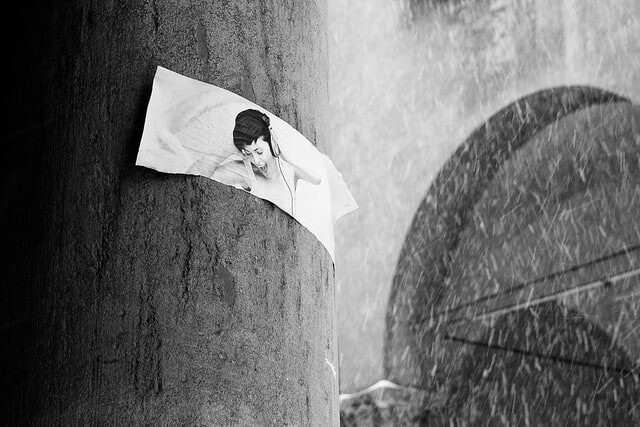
[330,0,640,425]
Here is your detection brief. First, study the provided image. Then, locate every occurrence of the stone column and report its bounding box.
[2,1,336,425]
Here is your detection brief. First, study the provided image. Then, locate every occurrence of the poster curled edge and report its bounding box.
[136,66,357,262]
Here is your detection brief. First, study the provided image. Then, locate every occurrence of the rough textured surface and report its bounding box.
[2,0,336,425]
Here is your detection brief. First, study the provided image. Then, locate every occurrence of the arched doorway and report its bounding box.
[384,86,640,422]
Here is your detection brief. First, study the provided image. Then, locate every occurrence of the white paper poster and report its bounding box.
[136,66,357,261]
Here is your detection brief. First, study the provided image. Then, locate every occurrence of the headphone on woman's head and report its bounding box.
[260,113,280,158]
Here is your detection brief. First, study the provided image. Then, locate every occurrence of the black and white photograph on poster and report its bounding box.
[5,1,640,426]
[136,66,357,261]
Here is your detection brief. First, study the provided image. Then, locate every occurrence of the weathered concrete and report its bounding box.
[2,1,336,425]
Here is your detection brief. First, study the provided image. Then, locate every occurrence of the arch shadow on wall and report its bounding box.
[384,86,640,423]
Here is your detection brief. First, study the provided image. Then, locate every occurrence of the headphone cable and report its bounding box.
[277,157,294,216]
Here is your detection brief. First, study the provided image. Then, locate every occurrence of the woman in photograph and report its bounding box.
[212,109,321,216]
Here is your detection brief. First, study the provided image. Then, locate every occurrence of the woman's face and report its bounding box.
[241,136,276,178]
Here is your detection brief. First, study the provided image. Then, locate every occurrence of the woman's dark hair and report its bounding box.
[233,109,274,155]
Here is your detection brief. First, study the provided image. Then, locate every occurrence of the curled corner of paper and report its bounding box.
[137,66,358,263]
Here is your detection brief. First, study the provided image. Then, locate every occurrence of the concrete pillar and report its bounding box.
[2,1,337,425]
